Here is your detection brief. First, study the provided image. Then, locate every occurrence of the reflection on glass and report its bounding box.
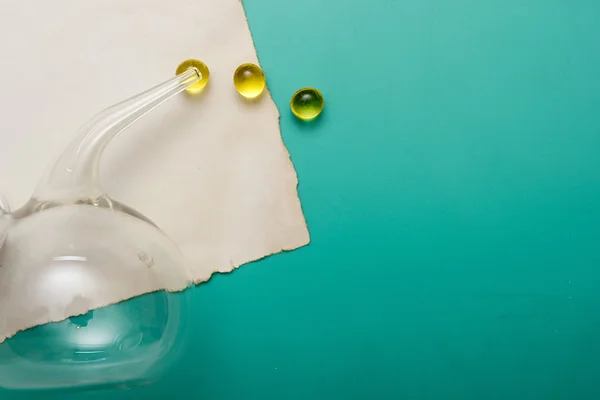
[0,291,188,391]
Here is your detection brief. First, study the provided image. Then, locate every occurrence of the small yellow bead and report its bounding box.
[290,88,324,120]
[233,63,266,99]
[176,59,210,94]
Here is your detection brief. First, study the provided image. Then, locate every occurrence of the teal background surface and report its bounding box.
[4,0,600,398]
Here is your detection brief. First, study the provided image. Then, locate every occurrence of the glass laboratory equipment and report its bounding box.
[0,65,202,391]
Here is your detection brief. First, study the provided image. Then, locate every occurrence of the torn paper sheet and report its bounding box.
[0,0,309,342]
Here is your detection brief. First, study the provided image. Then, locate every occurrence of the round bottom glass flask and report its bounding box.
[0,66,202,391]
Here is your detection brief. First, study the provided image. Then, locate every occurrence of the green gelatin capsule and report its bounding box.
[290,88,324,120]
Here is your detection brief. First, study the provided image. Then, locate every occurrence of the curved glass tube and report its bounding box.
[0,66,201,391]
[14,67,201,217]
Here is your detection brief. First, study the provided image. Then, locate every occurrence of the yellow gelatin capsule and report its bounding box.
[176,59,210,94]
[290,88,324,120]
[233,63,266,99]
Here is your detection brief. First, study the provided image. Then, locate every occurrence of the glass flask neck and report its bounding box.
[31,68,201,204]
